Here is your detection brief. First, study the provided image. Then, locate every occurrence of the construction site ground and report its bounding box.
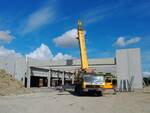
[0,88,150,113]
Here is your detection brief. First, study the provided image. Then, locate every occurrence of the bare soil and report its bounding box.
[0,89,149,113]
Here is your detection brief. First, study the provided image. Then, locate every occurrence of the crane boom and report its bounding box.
[74,20,115,96]
[77,20,89,71]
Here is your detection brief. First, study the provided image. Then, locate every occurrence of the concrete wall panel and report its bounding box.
[116,48,143,89]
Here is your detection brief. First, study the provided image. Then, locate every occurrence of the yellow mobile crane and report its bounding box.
[74,20,108,96]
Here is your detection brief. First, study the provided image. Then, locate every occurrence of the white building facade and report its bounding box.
[0,48,143,90]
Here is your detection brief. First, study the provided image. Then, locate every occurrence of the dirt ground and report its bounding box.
[0,89,150,113]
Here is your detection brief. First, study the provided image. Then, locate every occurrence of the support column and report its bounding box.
[72,74,74,84]
[27,67,31,88]
[62,72,65,85]
[22,74,25,86]
[48,69,51,87]
[57,72,59,86]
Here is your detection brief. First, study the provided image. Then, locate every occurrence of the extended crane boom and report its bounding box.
[75,20,104,96]
[74,20,115,96]
[77,20,89,71]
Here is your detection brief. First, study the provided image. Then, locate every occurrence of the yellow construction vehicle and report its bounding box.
[74,20,106,96]
[103,74,113,89]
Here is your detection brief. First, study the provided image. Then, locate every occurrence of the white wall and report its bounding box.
[116,48,143,89]
[15,57,26,80]
[0,57,26,81]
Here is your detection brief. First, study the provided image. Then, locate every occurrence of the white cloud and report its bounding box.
[143,72,150,78]
[0,46,22,58]
[23,7,55,33]
[26,43,73,61]
[53,53,72,61]
[115,37,126,47]
[115,37,141,47]
[81,2,124,25]
[26,44,53,60]
[0,30,14,43]
[0,44,73,61]
[82,8,107,25]
[126,37,141,45]
[53,29,78,48]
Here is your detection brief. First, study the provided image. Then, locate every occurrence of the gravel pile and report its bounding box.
[0,70,30,96]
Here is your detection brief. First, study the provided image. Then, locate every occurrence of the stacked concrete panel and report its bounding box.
[116,48,143,90]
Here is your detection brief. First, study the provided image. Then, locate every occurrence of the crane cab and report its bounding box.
[75,73,105,96]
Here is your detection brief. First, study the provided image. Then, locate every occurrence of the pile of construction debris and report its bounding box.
[0,70,30,96]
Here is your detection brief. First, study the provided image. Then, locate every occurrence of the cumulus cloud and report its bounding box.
[26,44,53,60]
[0,30,14,43]
[0,44,73,61]
[53,29,78,48]
[115,37,141,47]
[26,44,73,61]
[0,46,22,58]
[23,7,55,33]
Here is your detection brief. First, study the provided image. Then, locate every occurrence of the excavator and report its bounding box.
[74,20,114,96]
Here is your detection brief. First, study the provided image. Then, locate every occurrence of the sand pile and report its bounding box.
[0,69,30,96]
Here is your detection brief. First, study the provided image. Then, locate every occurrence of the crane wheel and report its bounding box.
[96,91,103,96]
[75,85,83,96]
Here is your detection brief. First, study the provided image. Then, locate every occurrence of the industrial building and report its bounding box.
[0,48,143,91]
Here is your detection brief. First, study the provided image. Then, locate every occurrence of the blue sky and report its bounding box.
[0,0,150,74]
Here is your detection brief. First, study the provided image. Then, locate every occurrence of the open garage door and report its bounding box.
[31,76,48,87]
